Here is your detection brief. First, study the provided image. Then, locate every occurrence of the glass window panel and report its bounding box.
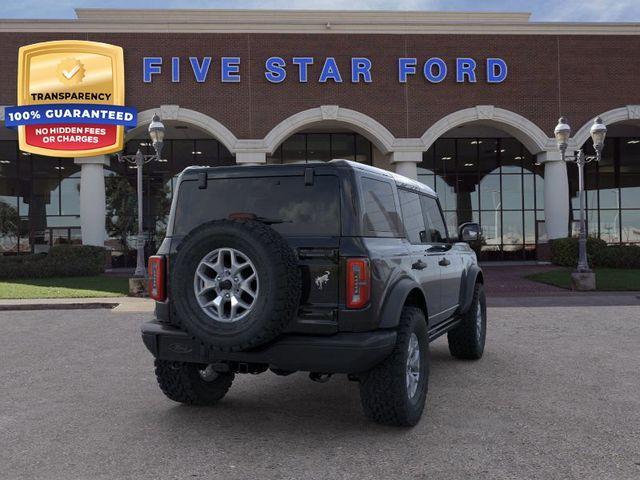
[219,144,235,166]
[307,134,331,162]
[282,134,306,164]
[598,176,619,209]
[524,211,536,244]
[434,139,455,175]
[70,227,82,245]
[456,138,478,173]
[46,216,80,227]
[0,141,18,177]
[621,210,640,243]
[0,188,20,253]
[620,137,640,174]
[420,147,435,171]
[599,209,620,243]
[481,210,501,247]
[479,175,501,212]
[171,140,196,174]
[535,174,544,210]
[398,189,426,244]
[420,195,448,243]
[455,209,478,227]
[522,151,537,175]
[32,155,59,178]
[502,211,524,247]
[60,178,80,215]
[31,178,59,216]
[331,134,355,161]
[523,174,535,210]
[51,228,70,246]
[478,139,499,175]
[500,138,522,174]
[59,157,81,177]
[435,175,456,211]
[501,175,523,210]
[361,177,401,235]
[194,139,219,166]
[620,174,640,209]
[443,211,458,238]
[267,145,282,165]
[355,134,372,165]
[455,175,479,211]
[417,173,435,190]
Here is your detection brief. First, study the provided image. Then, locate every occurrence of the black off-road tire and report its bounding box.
[359,307,429,427]
[171,219,301,352]
[154,360,234,405]
[447,282,486,360]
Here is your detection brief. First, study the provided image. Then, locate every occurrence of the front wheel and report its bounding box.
[447,282,487,360]
[359,307,429,427]
[154,360,234,405]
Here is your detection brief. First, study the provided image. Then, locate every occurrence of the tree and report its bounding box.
[0,201,20,252]
[105,176,137,252]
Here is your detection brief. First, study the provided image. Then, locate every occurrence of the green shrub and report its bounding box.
[0,245,106,279]
[550,237,640,268]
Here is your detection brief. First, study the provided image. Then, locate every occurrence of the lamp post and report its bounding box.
[553,116,607,287]
[117,113,166,277]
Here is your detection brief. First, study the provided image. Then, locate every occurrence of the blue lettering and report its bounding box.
[171,57,180,83]
[265,56,286,83]
[456,58,477,83]
[319,57,342,83]
[292,57,313,82]
[143,57,162,83]
[221,57,241,83]
[189,57,211,83]
[487,58,508,83]
[424,58,447,83]
[398,58,417,83]
[351,57,372,83]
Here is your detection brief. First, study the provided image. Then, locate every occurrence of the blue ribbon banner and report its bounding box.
[4,104,137,128]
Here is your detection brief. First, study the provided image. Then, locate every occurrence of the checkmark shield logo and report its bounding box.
[56,58,85,85]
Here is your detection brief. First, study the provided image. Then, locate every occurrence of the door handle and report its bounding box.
[438,257,451,267]
[412,260,427,270]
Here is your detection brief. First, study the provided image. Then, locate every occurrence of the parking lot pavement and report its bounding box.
[1,307,639,480]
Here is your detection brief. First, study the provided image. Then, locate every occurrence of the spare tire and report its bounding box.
[170,219,301,352]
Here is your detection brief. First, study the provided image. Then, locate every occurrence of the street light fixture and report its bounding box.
[553,116,607,285]
[117,113,166,278]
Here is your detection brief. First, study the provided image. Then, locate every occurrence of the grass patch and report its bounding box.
[526,268,640,291]
[0,276,130,299]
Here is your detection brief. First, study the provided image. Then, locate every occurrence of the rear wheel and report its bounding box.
[154,360,234,405]
[447,283,486,360]
[359,306,429,427]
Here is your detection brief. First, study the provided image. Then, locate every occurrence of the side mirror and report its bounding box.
[459,222,481,243]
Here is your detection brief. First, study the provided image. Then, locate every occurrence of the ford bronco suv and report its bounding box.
[142,159,486,426]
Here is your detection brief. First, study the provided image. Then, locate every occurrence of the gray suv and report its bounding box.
[142,159,486,426]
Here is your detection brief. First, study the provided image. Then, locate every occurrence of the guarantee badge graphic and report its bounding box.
[5,40,137,157]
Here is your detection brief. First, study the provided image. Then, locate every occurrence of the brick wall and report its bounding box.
[0,32,638,141]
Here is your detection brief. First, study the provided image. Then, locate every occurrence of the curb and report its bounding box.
[0,302,119,311]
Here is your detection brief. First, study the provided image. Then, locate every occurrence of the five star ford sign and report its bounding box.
[5,40,137,157]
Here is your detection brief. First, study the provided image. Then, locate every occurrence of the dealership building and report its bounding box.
[0,8,639,263]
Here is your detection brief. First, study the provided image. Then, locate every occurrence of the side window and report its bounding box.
[361,177,402,235]
[420,195,448,243]
[398,189,427,244]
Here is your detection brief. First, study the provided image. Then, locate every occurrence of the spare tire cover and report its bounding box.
[170,219,301,352]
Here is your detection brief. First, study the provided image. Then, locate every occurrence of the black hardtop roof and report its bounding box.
[180,159,437,197]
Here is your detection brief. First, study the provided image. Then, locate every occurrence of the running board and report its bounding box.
[428,316,462,342]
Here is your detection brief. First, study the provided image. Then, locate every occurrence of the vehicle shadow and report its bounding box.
[144,341,495,439]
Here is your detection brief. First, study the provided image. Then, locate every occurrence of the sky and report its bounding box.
[0,0,639,22]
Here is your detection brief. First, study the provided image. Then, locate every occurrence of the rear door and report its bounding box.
[397,188,441,321]
[420,194,461,322]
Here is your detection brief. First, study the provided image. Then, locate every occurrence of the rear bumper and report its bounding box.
[141,321,396,374]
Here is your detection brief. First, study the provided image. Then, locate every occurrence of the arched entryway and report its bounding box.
[418,108,552,261]
[568,108,640,246]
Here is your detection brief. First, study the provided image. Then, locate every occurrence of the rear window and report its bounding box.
[361,177,402,236]
[173,175,340,237]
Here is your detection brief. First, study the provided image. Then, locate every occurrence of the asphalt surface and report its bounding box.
[1,306,639,480]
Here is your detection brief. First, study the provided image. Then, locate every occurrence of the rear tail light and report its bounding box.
[346,258,370,309]
[148,255,166,301]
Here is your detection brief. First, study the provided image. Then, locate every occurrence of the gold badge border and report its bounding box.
[17,40,125,158]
